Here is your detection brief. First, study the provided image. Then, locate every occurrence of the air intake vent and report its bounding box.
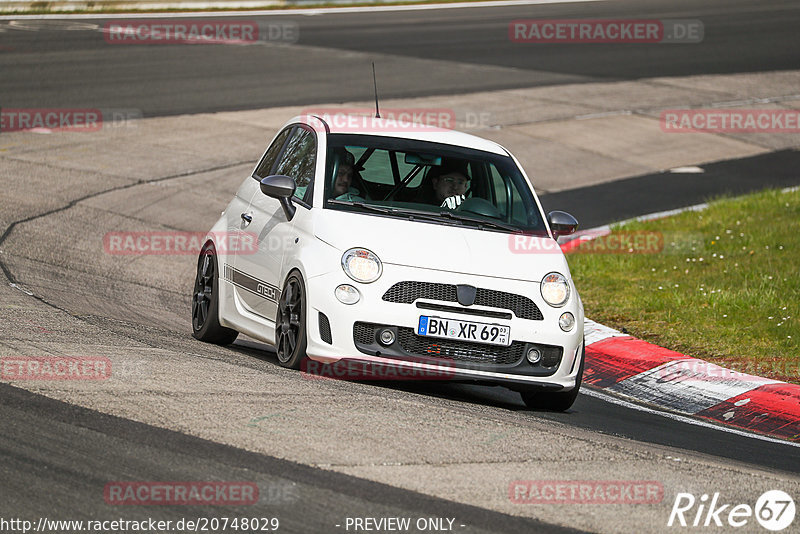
[318,312,332,344]
[382,281,543,320]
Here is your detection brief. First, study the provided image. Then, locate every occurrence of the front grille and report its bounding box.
[352,322,563,370]
[318,312,332,344]
[384,281,457,304]
[353,322,375,345]
[382,281,543,320]
[396,327,525,365]
[415,301,512,320]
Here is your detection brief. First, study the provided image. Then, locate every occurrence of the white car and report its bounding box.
[192,114,585,410]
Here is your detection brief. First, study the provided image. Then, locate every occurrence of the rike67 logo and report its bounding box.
[668,490,795,531]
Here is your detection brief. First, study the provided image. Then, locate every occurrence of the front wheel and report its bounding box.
[520,341,585,412]
[191,243,239,345]
[276,272,308,369]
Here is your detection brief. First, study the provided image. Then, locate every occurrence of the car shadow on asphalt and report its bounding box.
[226,337,582,415]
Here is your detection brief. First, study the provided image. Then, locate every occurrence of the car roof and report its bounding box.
[292,114,510,156]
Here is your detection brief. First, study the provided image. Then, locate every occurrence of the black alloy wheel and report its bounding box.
[191,243,238,345]
[276,273,308,369]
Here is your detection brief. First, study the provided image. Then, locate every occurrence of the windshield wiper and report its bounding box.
[436,211,522,233]
[328,200,521,232]
[327,200,464,226]
[327,199,394,213]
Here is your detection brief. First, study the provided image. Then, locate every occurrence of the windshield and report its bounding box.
[322,134,547,234]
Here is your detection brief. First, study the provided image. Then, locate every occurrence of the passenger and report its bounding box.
[426,162,470,208]
[331,150,364,201]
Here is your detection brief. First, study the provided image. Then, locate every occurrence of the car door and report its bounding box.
[233,125,317,321]
[226,126,292,316]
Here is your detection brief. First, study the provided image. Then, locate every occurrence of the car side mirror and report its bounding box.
[547,210,578,239]
[260,175,297,220]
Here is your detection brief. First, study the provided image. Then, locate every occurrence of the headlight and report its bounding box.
[541,272,570,307]
[342,248,382,283]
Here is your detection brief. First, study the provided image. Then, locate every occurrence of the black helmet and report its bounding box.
[427,160,470,181]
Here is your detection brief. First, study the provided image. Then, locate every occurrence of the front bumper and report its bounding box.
[304,263,584,390]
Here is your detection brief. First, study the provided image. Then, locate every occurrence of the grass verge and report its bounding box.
[568,187,799,384]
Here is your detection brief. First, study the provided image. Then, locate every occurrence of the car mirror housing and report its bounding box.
[547,210,579,239]
[260,175,297,220]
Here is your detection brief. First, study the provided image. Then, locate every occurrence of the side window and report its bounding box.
[254,128,292,180]
[274,128,316,203]
[489,165,510,214]
[489,165,539,226]
[488,165,533,225]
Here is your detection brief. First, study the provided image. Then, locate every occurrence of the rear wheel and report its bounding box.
[276,272,308,369]
[520,341,585,412]
[191,243,239,345]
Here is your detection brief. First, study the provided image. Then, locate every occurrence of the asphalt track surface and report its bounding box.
[7,149,799,475]
[2,1,800,532]
[1,148,798,533]
[0,0,797,115]
[0,383,582,534]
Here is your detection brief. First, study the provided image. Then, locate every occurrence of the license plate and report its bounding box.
[417,316,511,347]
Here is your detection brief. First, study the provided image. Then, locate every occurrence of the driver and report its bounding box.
[428,162,470,209]
[331,149,364,201]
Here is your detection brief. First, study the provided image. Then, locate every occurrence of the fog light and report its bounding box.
[559,312,575,332]
[335,284,360,305]
[526,348,542,364]
[379,329,395,346]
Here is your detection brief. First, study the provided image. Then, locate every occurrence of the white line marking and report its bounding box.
[669,165,704,173]
[630,202,710,223]
[0,0,610,20]
[582,387,800,448]
[7,19,98,30]
[9,283,33,296]
[707,95,800,108]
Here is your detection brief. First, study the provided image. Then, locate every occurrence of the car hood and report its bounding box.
[314,209,570,282]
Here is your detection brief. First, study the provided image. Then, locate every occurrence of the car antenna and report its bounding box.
[372,62,381,119]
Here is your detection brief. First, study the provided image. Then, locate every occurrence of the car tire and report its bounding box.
[191,243,239,345]
[276,272,308,370]
[520,340,585,412]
